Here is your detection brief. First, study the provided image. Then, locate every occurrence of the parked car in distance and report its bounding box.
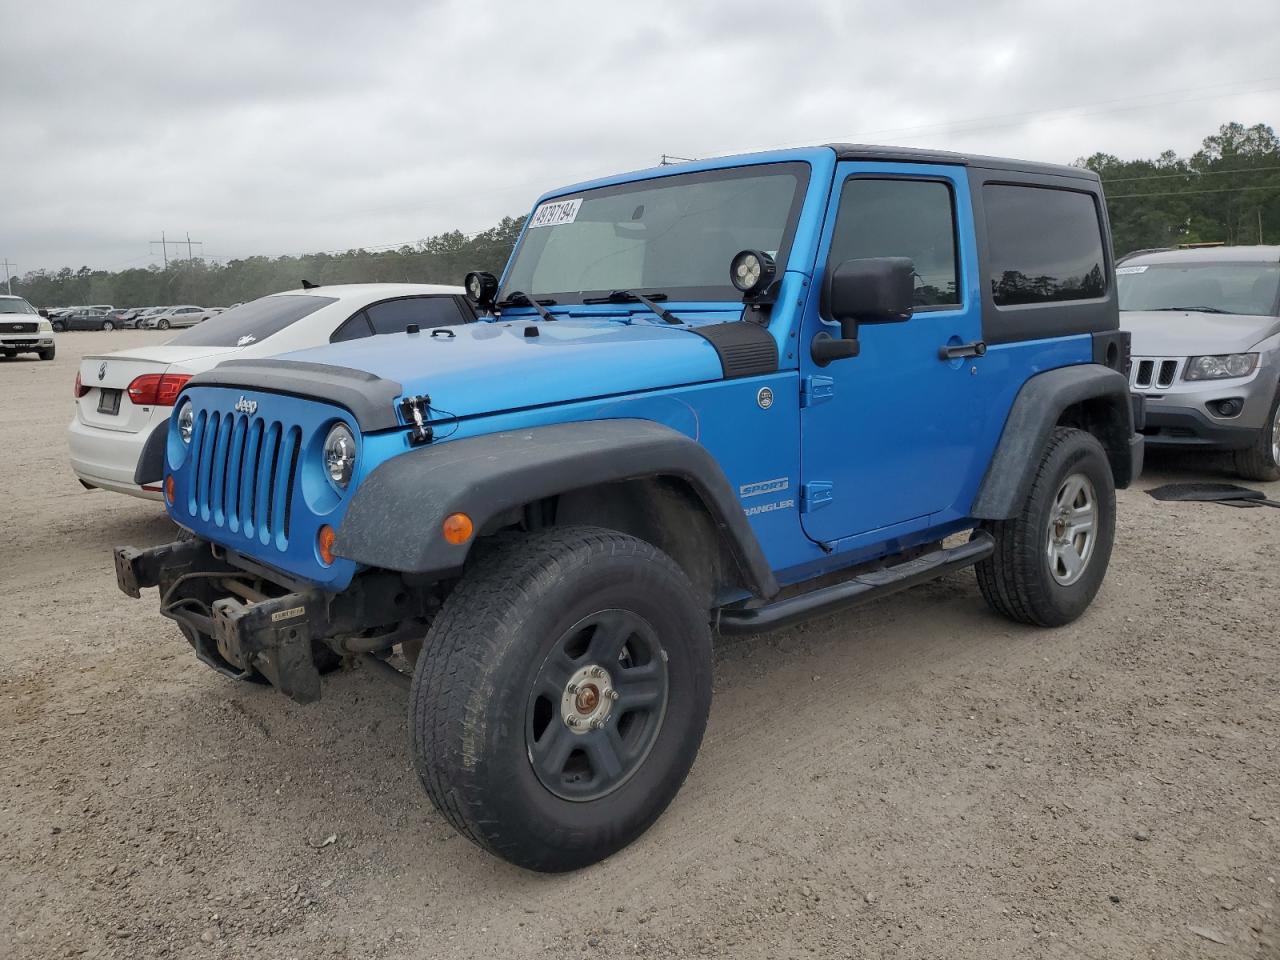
[70,283,471,499]
[0,294,56,359]
[59,309,118,331]
[139,305,206,330]
[114,144,1143,871]
[1118,245,1280,480]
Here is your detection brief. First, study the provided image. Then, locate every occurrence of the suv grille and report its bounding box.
[183,411,302,550]
[1130,356,1183,391]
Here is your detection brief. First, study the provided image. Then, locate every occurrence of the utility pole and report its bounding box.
[1,258,14,295]
[184,232,203,261]
[151,231,169,269]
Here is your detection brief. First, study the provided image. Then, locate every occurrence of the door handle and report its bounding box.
[938,341,986,360]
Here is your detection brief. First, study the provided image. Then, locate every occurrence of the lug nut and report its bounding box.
[566,683,578,694]
[590,718,604,730]
[591,666,605,679]
[608,689,620,701]
[566,715,579,727]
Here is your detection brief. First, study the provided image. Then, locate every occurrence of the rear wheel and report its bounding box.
[1233,390,1280,482]
[410,526,711,872]
[976,427,1116,627]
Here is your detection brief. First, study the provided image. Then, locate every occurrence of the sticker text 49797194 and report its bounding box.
[528,198,582,229]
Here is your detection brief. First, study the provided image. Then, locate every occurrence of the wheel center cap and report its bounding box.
[561,664,615,734]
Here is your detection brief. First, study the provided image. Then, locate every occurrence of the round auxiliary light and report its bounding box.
[177,400,194,445]
[463,271,499,307]
[323,422,357,490]
[729,249,776,297]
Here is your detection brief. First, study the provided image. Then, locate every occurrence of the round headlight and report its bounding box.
[324,423,357,490]
[177,401,194,445]
[729,249,776,297]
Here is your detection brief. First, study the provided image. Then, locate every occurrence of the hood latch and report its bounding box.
[398,394,433,446]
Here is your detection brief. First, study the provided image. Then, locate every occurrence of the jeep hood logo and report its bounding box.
[234,396,258,415]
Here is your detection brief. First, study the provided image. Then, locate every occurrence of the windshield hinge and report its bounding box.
[398,395,433,446]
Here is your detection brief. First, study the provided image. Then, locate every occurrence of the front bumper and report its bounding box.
[1142,404,1260,450]
[0,336,53,351]
[113,537,432,703]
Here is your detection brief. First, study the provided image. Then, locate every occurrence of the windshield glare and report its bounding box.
[166,294,337,347]
[1118,261,1280,316]
[502,162,810,303]
[0,298,37,315]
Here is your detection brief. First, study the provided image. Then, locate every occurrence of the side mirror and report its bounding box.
[813,257,915,365]
[38,308,49,318]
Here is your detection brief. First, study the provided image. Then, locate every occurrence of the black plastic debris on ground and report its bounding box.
[1147,482,1280,508]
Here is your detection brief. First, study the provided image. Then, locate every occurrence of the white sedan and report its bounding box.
[69,282,471,500]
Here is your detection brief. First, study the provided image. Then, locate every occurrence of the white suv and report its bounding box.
[0,295,56,360]
[69,283,471,499]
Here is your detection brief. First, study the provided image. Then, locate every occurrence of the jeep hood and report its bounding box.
[274,319,730,421]
[1122,310,1280,355]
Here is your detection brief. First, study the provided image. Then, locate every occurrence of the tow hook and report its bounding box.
[399,394,433,446]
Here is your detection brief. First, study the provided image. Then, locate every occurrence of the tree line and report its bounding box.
[12,122,1278,309]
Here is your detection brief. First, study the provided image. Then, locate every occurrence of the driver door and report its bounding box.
[799,163,984,544]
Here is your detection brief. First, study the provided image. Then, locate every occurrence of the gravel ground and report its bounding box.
[2,331,1277,960]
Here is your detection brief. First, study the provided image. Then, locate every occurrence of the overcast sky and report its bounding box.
[4,0,1278,275]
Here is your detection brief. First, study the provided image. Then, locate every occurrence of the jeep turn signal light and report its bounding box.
[442,512,474,545]
[317,525,337,566]
[127,373,192,407]
[164,475,175,505]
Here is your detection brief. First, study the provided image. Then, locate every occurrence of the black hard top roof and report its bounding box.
[824,143,1099,181]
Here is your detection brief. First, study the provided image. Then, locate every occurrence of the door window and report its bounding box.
[983,184,1105,305]
[364,297,466,335]
[827,178,960,308]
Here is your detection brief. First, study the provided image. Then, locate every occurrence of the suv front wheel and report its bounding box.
[976,427,1117,627]
[410,526,711,872]
[1233,389,1280,483]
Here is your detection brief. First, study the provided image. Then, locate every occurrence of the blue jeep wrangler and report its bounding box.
[114,144,1142,871]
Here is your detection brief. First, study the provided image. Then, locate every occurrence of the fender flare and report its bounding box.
[333,419,780,599]
[971,364,1140,520]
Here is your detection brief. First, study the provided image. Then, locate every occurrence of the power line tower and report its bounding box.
[150,231,204,268]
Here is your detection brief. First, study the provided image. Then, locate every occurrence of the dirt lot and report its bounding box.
[1,330,1277,959]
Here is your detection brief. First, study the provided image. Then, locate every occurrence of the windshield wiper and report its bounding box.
[582,289,683,325]
[1150,305,1230,314]
[497,291,558,322]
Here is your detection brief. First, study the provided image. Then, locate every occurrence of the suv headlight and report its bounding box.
[323,423,357,490]
[1184,354,1259,381]
[38,318,53,333]
[177,400,194,444]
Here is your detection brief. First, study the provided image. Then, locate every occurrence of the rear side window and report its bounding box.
[167,295,337,347]
[364,297,466,335]
[984,185,1106,305]
[827,178,959,308]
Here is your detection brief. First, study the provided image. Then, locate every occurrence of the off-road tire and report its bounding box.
[38,346,55,361]
[1233,389,1280,482]
[410,526,712,872]
[976,427,1116,627]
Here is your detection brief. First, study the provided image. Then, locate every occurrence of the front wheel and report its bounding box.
[410,526,712,872]
[38,346,55,361]
[976,427,1116,627]
[157,319,170,330]
[1233,390,1280,482]
[51,321,64,332]
[101,320,114,331]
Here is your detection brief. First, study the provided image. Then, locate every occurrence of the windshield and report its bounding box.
[167,294,337,347]
[502,162,810,303]
[0,298,37,315]
[1118,261,1280,316]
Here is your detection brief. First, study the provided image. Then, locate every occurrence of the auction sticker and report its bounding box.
[529,198,582,228]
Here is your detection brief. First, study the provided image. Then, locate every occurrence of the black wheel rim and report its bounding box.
[525,609,669,802]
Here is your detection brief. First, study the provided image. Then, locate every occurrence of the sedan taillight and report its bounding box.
[74,371,89,398]
[126,373,192,407]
